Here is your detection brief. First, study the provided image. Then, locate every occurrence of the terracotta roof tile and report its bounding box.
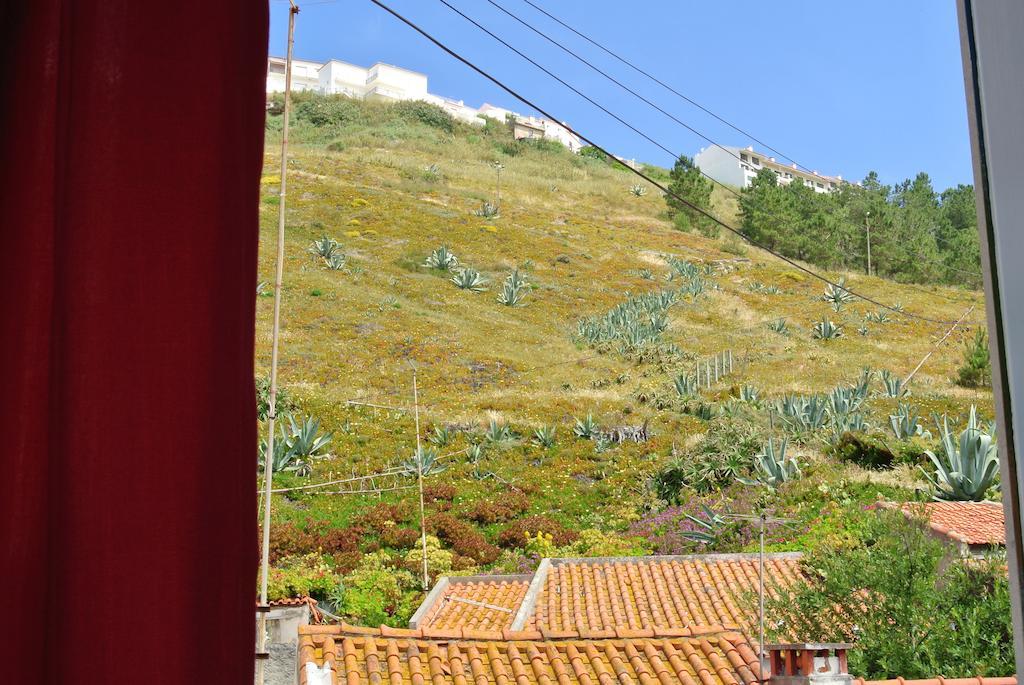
[889,501,1005,547]
[418,578,531,631]
[533,555,803,635]
[297,625,762,685]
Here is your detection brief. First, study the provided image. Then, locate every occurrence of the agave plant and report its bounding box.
[258,414,333,477]
[309,235,341,260]
[451,268,487,291]
[857,323,869,336]
[823,277,854,307]
[865,310,890,324]
[775,394,828,432]
[497,269,528,306]
[424,245,459,271]
[890,403,932,440]
[629,184,648,197]
[741,438,800,488]
[681,506,728,544]
[692,403,718,421]
[467,442,485,464]
[738,384,760,404]
[428,426,453,448]
[748,282,781,295]
[256,280,269,297]
[325,253,347,271]
[879,369,909,398]
[484,419,515,445]
[474,201,500,218]
[812,318,842,340]
[532,425,557,448]
[573,413,598,439]
[767,318,789,334]
[921,405,999,501]
[674,374,698,398]
[827,385,867,418]
[401,445,446,478]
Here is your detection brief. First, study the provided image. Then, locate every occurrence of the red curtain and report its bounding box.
[1,3,267,683]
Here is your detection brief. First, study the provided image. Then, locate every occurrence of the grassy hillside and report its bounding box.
[256,96,993,621]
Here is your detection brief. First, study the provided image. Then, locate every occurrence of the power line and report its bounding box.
[365,0,974,326]
[498,0,983,283]
[516,0,808,172]
[480,0,752,185]
[438,0,980,295]
[431,0,735,197]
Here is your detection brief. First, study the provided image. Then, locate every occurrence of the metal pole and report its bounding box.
[759,513,766,678]
[258,4,297,683]
[865,212,872,276]
[413,370,429,590]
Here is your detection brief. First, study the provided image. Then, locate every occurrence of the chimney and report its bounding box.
[765,644,853,685]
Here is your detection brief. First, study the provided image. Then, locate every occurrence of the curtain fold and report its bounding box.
[0,3,268,682]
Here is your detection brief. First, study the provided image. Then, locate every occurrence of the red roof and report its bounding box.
[892,502,1005,546]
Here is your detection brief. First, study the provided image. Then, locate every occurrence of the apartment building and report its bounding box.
[695,144,843,193]
[266,57,581,151]
[266,56,324,93]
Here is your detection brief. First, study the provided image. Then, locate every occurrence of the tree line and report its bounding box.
[665,156,982,288]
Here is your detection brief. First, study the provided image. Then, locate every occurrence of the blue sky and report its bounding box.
[270,0,973,190]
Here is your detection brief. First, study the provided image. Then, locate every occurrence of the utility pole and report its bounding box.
[865,210,872,276]
[258,3,298,684]
[493,161,504,211]
[412,369,429,590]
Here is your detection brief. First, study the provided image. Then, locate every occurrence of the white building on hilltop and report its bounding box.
[695,145,843,193]
[266,57,581,152]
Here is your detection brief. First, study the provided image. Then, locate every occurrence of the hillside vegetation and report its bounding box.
[256,94,994,627]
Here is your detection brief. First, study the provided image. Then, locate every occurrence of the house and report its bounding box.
[267,56,326,93]
[695,145,843,193]
[512,117,546,142]
[297,552,1014,685]
[409,553,805,636]
[298,622,765,685]
[881,501,1005,557]
[266,59,583,150]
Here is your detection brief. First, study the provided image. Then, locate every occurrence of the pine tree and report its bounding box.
[665,154,714,236]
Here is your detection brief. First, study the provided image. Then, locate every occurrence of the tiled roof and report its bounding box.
[412,554,804,637]
[886,501,1005,546]
[416,576,532,631]
[532,555,804,635]
[298,623,762,685]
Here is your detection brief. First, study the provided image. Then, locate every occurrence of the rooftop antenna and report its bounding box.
[257,2,299,684]
[722,512,796,681]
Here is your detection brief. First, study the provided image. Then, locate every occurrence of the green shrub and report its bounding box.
[338,551,419,626]
[828,432,896,469]
[956,328,991,388]
[295,96,362,127]
[653,418,763,500]
[764,507,1014,679]
[266,552,339,602]
[559,529,653,557]
[393,100,455,133]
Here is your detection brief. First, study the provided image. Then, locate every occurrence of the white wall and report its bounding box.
[319,60,369,97]
[266,58,323,93]
[695,146,745,187]
[366,63,428,101]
